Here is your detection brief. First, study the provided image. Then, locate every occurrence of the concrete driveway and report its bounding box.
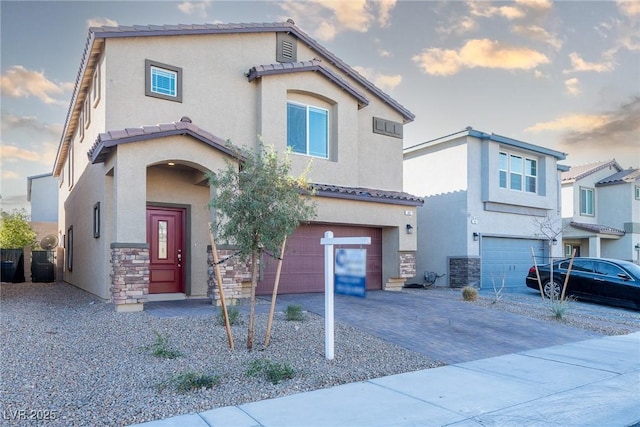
[272,289,605,364]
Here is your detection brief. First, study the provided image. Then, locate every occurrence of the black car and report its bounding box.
[525,257,640,310]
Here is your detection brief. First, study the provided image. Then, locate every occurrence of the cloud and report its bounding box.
[276,0,397,41]
[467,2,524,20]
[178,1,211,19]
[617,0,640,17]
[0,144,40,163]
[436,15,477,36]
[0,66,70,105]
[564,78,581,96]
[352,66,402,91]
[534,70,549,79]
[412,39,549,76]
[526,96,640,150]
[515,0,553,11]
[87,17,117,27]
[1,170,20,180]
[1,114,62,138]
[512,25,563,50]
[563,52,614,73]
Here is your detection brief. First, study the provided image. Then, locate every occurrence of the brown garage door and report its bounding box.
[256,224,382,295]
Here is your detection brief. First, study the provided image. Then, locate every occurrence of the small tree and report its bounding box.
[0,209,37,249]
[533,214,569,300]
[208,142,316,350]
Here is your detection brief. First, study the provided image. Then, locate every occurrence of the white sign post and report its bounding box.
[320,231,371,360]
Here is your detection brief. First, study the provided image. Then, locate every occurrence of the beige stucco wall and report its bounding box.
[101,33,406,193]
[57,29,417,301]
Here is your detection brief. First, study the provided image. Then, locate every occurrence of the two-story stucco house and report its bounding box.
[53,21,422,311]
[403,128,567,290]
[561,160,640,263]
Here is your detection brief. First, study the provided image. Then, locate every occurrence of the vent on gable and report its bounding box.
[277,33,297,63]
[373,117,403,139]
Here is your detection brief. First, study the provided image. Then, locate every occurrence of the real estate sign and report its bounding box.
[335,248,367,297]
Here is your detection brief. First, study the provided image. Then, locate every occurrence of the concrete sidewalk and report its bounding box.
[130,332,640,427]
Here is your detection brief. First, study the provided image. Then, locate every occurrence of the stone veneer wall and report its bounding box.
[385,252,416,291]
[448,256,480,288]
[207,245,252,305]
[399,252,417,278]
[110,243,149,310]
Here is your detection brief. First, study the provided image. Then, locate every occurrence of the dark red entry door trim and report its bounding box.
[146,207,185,294]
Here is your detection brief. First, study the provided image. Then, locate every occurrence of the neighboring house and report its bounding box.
[53,21,422,312]
[26,173,60,282]
[27,173,58,237]
[403,128,567,290]
[561,160,640,263]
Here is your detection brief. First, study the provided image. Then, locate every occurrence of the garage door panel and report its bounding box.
[481,237,545,289]
[257,224,382,295]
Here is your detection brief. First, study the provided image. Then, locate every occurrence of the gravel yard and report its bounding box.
[1,283,440,426]
[1,282,638,426]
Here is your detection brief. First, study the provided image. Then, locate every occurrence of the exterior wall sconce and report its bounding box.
[552,238,558,246]
[406,224,413,234]
[473,232,479,241]
[635,243,640,250]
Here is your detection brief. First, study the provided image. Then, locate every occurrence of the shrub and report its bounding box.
[284,304,304,321]
[145,330,183,359]
[461,286,478,302]
[216,306,241,326]
[547,297,574,320]
[246,359,295,384]
[158,371,220,393]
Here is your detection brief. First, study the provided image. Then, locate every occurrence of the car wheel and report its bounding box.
[543,280,562,299]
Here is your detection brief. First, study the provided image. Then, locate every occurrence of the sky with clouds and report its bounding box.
[1,0,639,212]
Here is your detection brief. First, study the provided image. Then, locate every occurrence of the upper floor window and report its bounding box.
[145,60,182,102]
[499,151,536,193]
[580,187,595,216]
[287,101,328,158]
[635,185,640,200]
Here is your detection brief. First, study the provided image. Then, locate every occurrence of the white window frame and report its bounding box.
[580,186,595,216]
[84,97,91,129]
[92,65,101,107]
[145,59,182,103]
[499,150,537,193]
[635,185,640,200]
[287,101,329,159]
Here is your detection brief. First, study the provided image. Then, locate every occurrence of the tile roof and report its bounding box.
[596,168,640,186]
[55,20,414,177]
[561,159,621,182]
[87,118,237,164]
[247,59,369,108]
[311,183,424,206]
[87,21,414,122]
[569,221,625,236]
[85,120,423,207]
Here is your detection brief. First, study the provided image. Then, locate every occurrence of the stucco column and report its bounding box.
[114,158,147,242]
[588,236,601,257]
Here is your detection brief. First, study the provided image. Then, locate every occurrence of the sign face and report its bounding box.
[335,248,367,297]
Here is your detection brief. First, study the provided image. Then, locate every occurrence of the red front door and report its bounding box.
[146,207,185,294]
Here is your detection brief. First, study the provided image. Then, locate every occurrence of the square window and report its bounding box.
[287,101,328,158]
[145,60,182,102]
